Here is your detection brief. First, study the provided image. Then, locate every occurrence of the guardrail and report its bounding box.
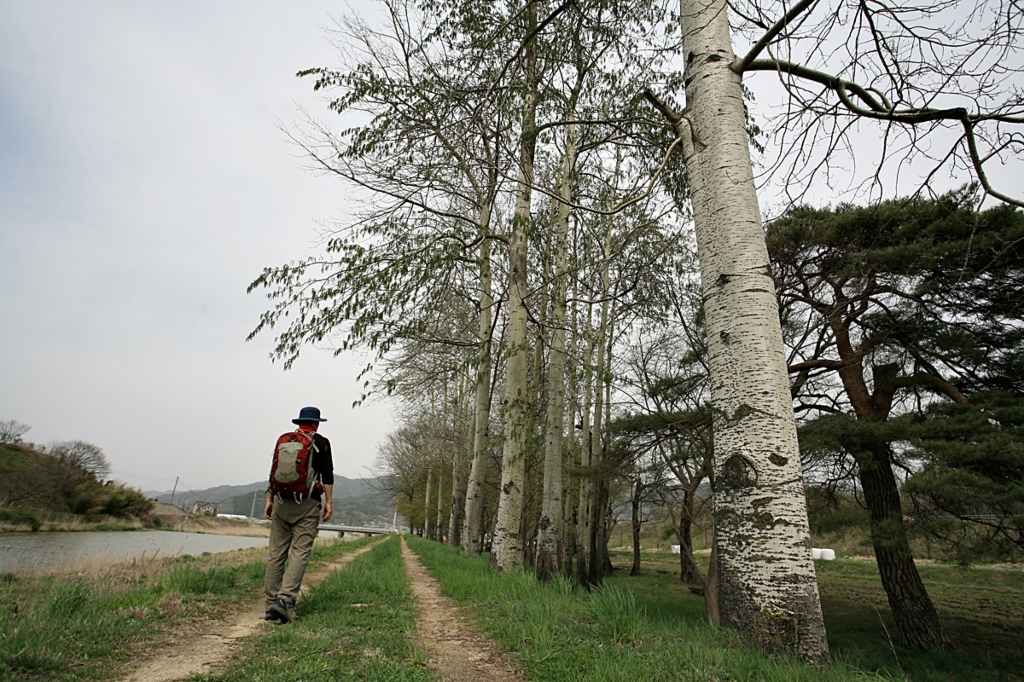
[319,524,396,536]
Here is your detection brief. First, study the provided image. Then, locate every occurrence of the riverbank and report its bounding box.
[0,511,269,537]
[158,514,270,537]
[1,516,273,576]
[0,510,154,534]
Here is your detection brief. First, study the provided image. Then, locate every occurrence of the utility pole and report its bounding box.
[249,490,258,520]
[169,476,179,507]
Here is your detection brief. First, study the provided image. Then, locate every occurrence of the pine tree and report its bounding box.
[769,188,1024,649]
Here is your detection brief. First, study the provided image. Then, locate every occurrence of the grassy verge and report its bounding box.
[407,536,889,682]
[197,534,429,682]
[608,548,1024,681]
[814,559,1024,681]
[0,536,376,681]
[608,547,710,576]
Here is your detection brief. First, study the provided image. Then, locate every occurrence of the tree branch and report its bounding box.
[732,0,818,74]
[788,358,846,372]
[892,372,971,406]
[960,117,1024,209]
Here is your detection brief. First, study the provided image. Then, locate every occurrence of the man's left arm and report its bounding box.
[322,483,333,522]
[316,435,335,522]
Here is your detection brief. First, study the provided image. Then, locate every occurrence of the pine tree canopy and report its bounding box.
[769,186,1024,417]
[904,391,1024,555]
[768,188,1024,558]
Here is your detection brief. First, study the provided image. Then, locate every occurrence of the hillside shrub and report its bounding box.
[0,508,42,531]
[72,480,154,519]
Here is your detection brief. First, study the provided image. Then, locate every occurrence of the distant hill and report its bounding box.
[146,476,395,526]
[146,481,264,505]
[145,476,379,504]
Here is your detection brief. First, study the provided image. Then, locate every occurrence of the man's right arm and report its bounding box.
[264,490,273,519]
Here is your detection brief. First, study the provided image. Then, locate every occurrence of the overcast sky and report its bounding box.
[0,1,391,493]
[3,2,1021,495]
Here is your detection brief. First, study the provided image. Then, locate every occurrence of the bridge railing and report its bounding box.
[319,524,397,535]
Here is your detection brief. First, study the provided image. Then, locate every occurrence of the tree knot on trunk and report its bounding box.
[721,454,758,490]
[732,404,755,421]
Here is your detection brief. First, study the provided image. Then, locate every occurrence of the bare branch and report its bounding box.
[732,0,818,74]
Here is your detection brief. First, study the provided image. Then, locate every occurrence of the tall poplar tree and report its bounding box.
[647,0,828,661]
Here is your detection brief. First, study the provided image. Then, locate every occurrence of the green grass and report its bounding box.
[0,557,260,681]
[9,529,1014,682]
[197,535,429,682]
[610,547,1024,681]
[407,536,891,682]
[814,560,1024,681]
[0,536,377,681]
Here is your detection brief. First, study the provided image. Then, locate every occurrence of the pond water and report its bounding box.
[0,531,269,575]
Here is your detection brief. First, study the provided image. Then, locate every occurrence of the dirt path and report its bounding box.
[120,540,380,682]
[400,538,525,682]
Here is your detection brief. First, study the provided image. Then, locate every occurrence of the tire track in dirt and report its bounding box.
[400,538,525,682]
[119,538,382,682]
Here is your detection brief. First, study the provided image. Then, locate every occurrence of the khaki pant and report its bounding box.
[264,496,321,609]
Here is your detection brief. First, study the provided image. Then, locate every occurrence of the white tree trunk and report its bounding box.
[574,304,595,585]
[678,0,828,661]
[463,232,494,556]
[424,468,434,539]
[435,461,445,542]
[536,123,577,581]
[491,219,530,568]
[492,25,539,570]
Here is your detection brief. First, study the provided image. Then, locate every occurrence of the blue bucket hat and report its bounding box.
[292,406,327,424]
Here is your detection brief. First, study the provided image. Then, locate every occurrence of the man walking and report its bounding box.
[264,406,334,623]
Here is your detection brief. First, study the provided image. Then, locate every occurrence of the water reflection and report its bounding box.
[0,531,269,574]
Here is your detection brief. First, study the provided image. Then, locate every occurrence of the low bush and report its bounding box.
[72,480,154,519]
[810,506,871,535]
[0,507,42,531]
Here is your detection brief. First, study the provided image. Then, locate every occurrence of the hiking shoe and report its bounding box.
[268,595,297,623]
[263,609,281,622]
